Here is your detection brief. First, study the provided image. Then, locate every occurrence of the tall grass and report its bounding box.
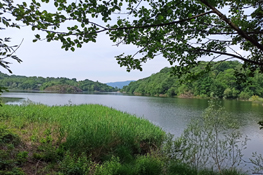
[0,101,250,175]
[0,102,165,161]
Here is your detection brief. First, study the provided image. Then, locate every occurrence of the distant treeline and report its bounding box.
[121,61,263,99]
[0,72,118,93]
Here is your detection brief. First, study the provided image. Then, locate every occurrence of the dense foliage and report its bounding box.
[1,0,263,78]
[122,61,263,99]
[0,71,118,92]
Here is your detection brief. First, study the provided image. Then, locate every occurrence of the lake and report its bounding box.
[2,92,263,171]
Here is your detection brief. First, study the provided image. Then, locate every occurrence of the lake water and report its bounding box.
[2,92,263,171]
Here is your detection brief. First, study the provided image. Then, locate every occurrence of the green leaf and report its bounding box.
[158,15,164,20]
[117,20,122,26]
[35,34,40,39]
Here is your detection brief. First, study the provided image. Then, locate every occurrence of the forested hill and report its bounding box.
[0,72,118,93]
[121,61,263,99]
[106,80,135,89]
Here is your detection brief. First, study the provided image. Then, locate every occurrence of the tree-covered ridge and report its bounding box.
[122,61,263,99]
[0,72,118,93]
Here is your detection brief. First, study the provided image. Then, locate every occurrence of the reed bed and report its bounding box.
[0,102,165,160]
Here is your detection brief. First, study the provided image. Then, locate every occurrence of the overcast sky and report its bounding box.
[2,24,172,83]
[1,1,172,83]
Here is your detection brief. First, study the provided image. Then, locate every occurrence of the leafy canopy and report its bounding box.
[1,0,262,78]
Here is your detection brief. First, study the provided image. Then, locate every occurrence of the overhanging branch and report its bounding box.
[200,0,263,52]
[196,47,263,66]
[36,11,215,37]
[99,10,215,33]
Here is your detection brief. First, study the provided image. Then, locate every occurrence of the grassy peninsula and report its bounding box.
[0,101,252,175]
[0,102,165,174]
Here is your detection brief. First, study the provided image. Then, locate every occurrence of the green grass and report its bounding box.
[0,102,249,174]
[0,102,165,159]
[0,102,166,174]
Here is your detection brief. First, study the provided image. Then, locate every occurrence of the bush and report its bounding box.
[94,156,121,175]
[239,91,251,100]
[59,151,91,175]
[133,154,163,175]
[168,101,247,171]
[115,154,164,175]
[249,95,263,102]
[167,162,199,175]
[224,88,232,99]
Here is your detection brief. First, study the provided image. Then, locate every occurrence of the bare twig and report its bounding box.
[2,38,24,60]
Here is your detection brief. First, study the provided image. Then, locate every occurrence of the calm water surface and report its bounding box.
[2,92,263,171]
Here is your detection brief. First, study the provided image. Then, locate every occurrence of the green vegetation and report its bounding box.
[173,101,247,171]
[0,72,118,92]
[0,102,165,174]
[122,61,263,100]
[0,101,256,174]
[2,0,263,86]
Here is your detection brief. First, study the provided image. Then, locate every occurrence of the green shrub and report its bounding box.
[16,151,28,165]
[166,101,247,172]
[94,156,121,175]
[167,162,198,175]
[59,151,91,175]
[103,145,134,163]
[239,91,251,100]
[134,154,164,175]
[199,94,208,98]
[0,167,26,175]
[223,88,232,99]
[115,164,137,175]
[0,125,20,146]
[249,95,263,102]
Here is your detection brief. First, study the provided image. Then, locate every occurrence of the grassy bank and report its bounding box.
[0,102,249,174]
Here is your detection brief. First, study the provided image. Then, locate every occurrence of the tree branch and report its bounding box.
[108,10,214,31]
[2,38,24,60]
[206,31,263,35]
[37,11,215,39]
[196,47,263,65]
[200,0,263,52]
